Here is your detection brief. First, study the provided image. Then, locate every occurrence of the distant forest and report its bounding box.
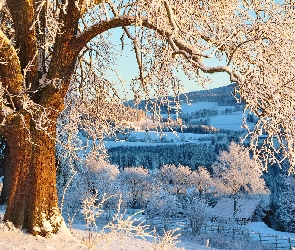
[181,83,241,106]
[107,136,243,171]
[125,83,243,113]
[108,143,217,171]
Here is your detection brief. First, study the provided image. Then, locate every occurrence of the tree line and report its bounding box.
[108,143,222,171]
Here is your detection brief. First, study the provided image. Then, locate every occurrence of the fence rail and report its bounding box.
[249,231,295,250]
[145,218,295,250]
[201,224,295,250]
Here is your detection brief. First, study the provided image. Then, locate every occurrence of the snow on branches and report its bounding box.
[1,0,294,171]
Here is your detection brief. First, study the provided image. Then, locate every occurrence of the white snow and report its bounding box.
[0,205,218,250]
[246,222,295,239]
[1,217,295,249]
[209,113,245,131]
[0,222,88,250]
[180,102,252,131]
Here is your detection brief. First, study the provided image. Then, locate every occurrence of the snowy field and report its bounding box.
[209,113,245,131]
[181,101,251,131]
[101,101,253,148]
[77,101,255,150]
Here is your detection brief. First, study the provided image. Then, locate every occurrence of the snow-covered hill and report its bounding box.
[180,101,250,131]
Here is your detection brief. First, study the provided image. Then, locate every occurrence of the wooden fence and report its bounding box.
[201,224,295,250]
[145,218,295,250]
[249,231,295,250]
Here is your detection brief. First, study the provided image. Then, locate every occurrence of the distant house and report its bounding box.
[211,197,263,224]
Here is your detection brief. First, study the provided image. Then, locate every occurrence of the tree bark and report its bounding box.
[1,112,60,236]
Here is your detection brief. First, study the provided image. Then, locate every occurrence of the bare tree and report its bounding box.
[0,0,294,236]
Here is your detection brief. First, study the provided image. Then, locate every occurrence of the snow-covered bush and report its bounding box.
[182,198,211,235]
[75,194,183,250]
[118,167,151,209]
[191,166,214,199]
[59,150,120,223]
[146,189,182,231]
[153,164,196,196]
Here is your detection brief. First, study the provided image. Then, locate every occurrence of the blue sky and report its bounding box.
[104,28,231,100]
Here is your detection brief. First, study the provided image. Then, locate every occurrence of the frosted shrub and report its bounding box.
[118,167,151,210]
[152,229,183,250]
[77,196,183,250]
[183,198,211,235]
[154,165,196,196]
[81,194,104,236]
[59,152,120,223]
[146,189,181,231]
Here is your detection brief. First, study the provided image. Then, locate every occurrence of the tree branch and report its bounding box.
[6,0,38,86]
[0,29,24,110]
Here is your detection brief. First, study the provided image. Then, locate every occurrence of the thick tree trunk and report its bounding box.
[1,112,61,236]
[29,117,60,235]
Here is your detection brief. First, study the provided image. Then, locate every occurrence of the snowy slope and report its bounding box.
[209,113,245,131]
[180,101,251,131]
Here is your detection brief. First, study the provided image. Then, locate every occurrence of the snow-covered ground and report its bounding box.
[0,205,215,250]
[1,201,295,250]
[246,222,295,239]
[209,113,245,131]
[246,222,295,249]
[181,101,250,131]
[0,222,88,250]
[1,219,294,249]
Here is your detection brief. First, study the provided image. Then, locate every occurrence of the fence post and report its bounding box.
[275,235,278,250]
[258,232,261,243]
